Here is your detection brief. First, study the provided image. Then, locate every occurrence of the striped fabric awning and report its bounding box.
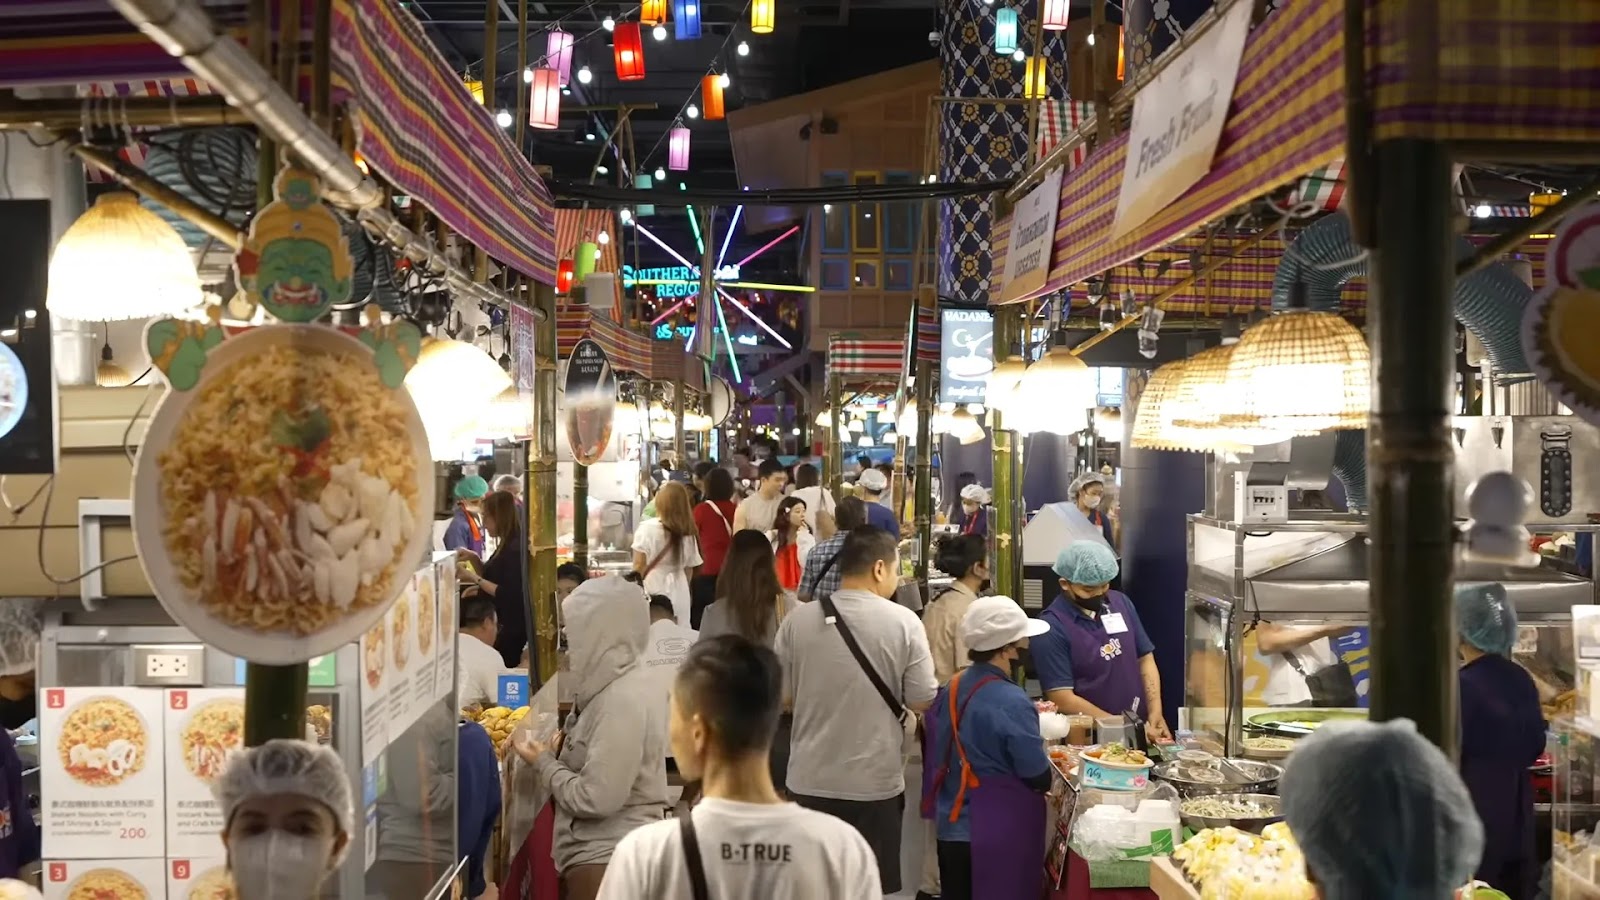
[556,301,704,389]
[555,298,590,357]
[329,0,556,284]
[1035,100,1095,171]
[916,307,940,363]
[1293,160,1345,212]
[991,0,1344,304]
[827,336,905,379]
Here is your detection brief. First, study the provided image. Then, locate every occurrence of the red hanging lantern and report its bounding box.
[701,75,725,121]
[557,258,575,294]
[613,23,646,81]
[640,0,666,26]
[527,67,561,130]
[1041,0,1069,30]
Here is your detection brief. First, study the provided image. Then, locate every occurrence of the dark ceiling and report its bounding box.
[410,0,941,189]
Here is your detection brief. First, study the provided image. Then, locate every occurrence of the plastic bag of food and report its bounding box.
[499,674,561,861]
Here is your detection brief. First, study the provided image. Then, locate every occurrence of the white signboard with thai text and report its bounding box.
[997,167,1065,304]
[1111,0,1253,238]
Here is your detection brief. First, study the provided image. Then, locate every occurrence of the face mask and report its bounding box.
[1083,496,1102,509]
[231,831,333,900]
[1070,591,1107,613]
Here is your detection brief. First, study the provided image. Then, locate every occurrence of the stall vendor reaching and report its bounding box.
[1031,541,1171,742]
[444,475,489,556]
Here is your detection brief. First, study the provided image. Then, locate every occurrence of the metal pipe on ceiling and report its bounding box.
[106,0,543,317]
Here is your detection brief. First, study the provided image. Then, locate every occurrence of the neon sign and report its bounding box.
[622,263,740,299]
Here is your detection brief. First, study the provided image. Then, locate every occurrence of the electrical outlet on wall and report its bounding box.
[131,644,206,686]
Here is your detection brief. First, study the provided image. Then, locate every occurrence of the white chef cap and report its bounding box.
[213,739,355,862]
[959,483,991,504]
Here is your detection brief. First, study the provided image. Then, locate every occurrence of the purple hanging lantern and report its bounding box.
[546,29,575,85]
[668,126,691,171]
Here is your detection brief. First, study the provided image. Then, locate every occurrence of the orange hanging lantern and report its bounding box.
[527,67,561,130]
[1041,0,1069,30]
[557,258,575,294]
[613,22,646,81]
[701,75,725,121]
[640,0,667,26]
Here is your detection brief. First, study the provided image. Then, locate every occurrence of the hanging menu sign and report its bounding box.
[563,339,616,466]
[163,688,245,857]
[41,687,165,859]
[997,167,1065,304]
[1110,0,1253,238]
[940,308,996,404]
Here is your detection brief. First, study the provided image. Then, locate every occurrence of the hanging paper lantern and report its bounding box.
[668,126,691,171]
[574,241,600,281]
[634,173,656,217]
[701,74,725,120]
[464,79,484,104]
[1023,56,1048,99]
[751,0,775,34]
[546,30,574,85]
[1041,0,1069,30]
[640,0,666,26]
[613,23,646,81]
[673,0,701,39]
[995,8,1019,54]
[557,258,575,294]
[527,67,561,130]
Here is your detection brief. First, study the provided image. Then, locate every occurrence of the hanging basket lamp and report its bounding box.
[48,192,200,321]
[1130,362,1189,450]
[985,355,1029,415]
[1169,343,1292,448]
[406,337,513,446]
[1012,343,1097,435]
[1220,308,1369,436]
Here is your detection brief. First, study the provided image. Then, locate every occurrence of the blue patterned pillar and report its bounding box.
[937,0,1067,304]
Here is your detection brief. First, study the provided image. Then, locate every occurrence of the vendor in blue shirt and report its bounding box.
[443,475,488,557]
[924,596,1053,900]
[1031,541,1172,742]
[857,468,901,537]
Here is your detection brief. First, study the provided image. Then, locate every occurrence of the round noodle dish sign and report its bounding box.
[134,324,435,664]
[68,868,147,900]
[58,696,147,787]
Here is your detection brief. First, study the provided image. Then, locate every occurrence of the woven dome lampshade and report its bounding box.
[1134,357,1250,453]
[406,337,512,441]
[48,192,201,321]
[1013,345,1097,434]
[1171,343,1293,447]
[1130,362,1187,450]
[950,407,985,445]
[985,356,1028,415]
[1221,310,1369,435]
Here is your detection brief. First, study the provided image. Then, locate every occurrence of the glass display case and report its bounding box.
[1182,515,1589,756]
[1552,607,1600,899]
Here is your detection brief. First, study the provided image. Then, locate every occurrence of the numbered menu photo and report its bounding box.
[167,857,233,899]
[359,613,389,767]
[410,568,438,711]
[384,578,417,733]
[40,688,165,859]
[434,556,457,702]
[163,689,245,857]
[43,858,165,899]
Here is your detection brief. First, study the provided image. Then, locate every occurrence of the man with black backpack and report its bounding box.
[776,526,938,895]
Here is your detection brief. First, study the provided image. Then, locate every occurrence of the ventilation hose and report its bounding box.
[1269,212,1535,510]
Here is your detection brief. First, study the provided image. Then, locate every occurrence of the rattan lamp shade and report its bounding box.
[1222,310,1369,435]
[1130,362,1188,450]
[1171,343,1292,447]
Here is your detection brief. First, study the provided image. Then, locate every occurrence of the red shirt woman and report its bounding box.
[689,467,739,629]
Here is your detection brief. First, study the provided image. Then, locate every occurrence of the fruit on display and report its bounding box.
[467,705,529,757]
[1171,823,1313,900]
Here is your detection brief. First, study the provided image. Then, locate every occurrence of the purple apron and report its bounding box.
[933,674,1047,900]
[1044,591,1144,718]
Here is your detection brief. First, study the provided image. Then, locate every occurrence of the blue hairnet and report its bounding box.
[1456,581,1517,656]
[1280,719,1484,900]
[1053,540,1119,586]
[453,475,489,500]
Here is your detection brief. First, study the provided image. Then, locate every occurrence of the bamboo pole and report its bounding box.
[476,0,498,282]
[990,307,1021,602]
[515,0,528,151]
[0,97,243,129]
[69,143,243,248]
[530,279,560,683]
[826,368,842,496]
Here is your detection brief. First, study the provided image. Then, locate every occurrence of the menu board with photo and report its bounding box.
[40,688,165,859]
[410,568,438,713]
[44,857,165,899]
[168,857,233,898]
[435,555,458,702]
[359,615,389,766]
[385,578,418,733]
[163,688,245,857]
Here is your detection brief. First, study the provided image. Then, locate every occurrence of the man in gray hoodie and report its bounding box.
[512,574,669,900]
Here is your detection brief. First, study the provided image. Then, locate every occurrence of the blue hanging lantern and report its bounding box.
[994,7,1019,55]
[673,0,702,39]
[635,173,656,217]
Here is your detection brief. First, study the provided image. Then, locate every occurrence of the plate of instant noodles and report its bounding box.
[58,696,148,787]
[186,865,236,900]
[134,324,434,664]
[178,698,245,783]
[67,867,148,899]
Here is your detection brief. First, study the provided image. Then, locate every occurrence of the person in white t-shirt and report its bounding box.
[598,634,880,900]
[457,596,510,707]
[633,482,704,626]
[640,594,699,758]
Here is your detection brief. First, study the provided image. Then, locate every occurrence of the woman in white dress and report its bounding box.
[632,481,702,625]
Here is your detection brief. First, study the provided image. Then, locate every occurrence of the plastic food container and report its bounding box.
[1080,747,1155,791]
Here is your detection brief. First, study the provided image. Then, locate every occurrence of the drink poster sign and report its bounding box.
[1111,0,1252,238]
[997,167,1064,304]
[563,339,617,466]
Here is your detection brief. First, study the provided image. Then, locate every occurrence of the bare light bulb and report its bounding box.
[737,40,750,56]
[597,230,610,245]
[494,109,513,128]
[686,104,700,119]
[577,65,593,84]
[523,67,534,83]
[719,73,731,88]
[653,24,668,40]
[1012,48,1025,62]
[602,15,615,30]
[655,166,667,181]
[1087,33,1095,46]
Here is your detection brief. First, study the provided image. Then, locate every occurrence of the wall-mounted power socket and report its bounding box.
[131,644,206,686]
